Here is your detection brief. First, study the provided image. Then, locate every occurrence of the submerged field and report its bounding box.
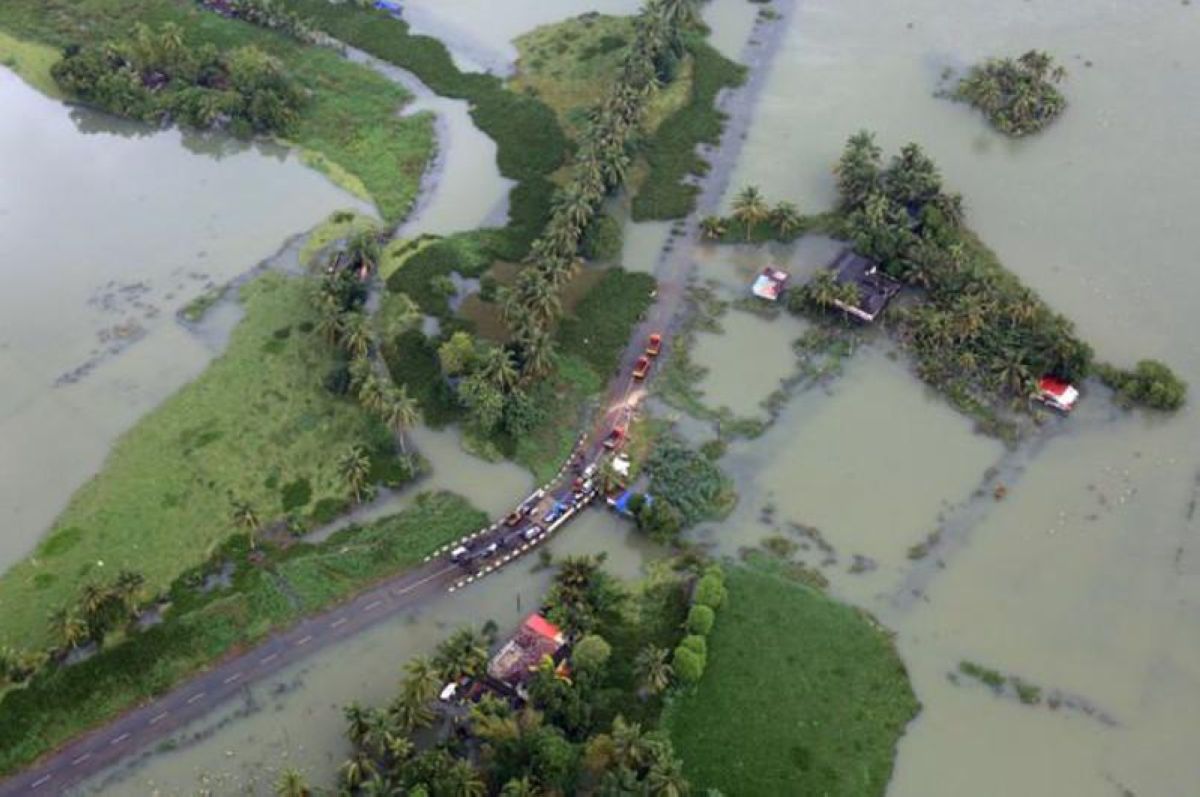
[666,558,920,796]
[0,273,404,650]
[0,0,434,221]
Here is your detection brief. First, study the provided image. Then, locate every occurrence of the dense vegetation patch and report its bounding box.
[52,22,304,135]
[665,558,919,797]
[1096,360,1187,411]
[0,273,408,651]
[0,0,435,221]
[632,39,745,220]
[0,493,485,777]
[644,435,737,526]
[946,50,1067,137]
[313,556,713,796]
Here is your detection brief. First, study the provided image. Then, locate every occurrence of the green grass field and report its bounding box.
[0,492,485,776]
[0,272,405,650]
[666,559,920,797]
[0,0,434,221]
[510,13,692,142]
[632,39,745,220]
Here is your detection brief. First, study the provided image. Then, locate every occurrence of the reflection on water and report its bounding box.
[0,70,370,571]
[81,510,655,796]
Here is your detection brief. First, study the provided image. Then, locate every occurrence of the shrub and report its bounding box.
[693,574,725,610]
[572,633,612,673]
[1096,360,1186,411]
[280,478,312,512]
[580,213,623,261]
[672,645,705,685]
[680,634,707,658]
[686,604,715,636]
[645,437,735,526]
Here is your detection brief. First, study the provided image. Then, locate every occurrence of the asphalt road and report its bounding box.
[0,3,798,792]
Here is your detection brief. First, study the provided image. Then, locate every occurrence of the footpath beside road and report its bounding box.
[0,2,798,792]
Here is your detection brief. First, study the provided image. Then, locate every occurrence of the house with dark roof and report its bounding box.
[829,249,902,322]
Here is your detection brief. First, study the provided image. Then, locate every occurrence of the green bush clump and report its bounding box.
[686,604,715,636]
[950,50,1067,137]
[381,329,463,428]
[645,437,736,527]
[672,644,706,685]
[580,212,624,261]
[693,574,726,610]
[53,23,304,136]
[680,634,707,658]
[279,477,312,512]
[1097,360,1187,411]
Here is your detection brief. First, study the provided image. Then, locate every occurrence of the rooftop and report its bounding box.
[829,249,901,322]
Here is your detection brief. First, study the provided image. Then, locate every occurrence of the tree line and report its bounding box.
[51,22,305,135]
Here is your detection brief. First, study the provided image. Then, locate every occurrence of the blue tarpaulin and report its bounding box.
[374,0,403,16]
[612,491,652,517]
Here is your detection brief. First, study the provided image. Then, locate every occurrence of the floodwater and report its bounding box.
[15,0,1200,794]
[690,309,799,420]
[0,69,371,571]
[78,510,656,795]
[701,0,1200,794]
[402,0,644,75]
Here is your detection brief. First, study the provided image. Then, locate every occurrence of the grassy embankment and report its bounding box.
[631,40,745,220]
[0,28,62,98]
[0,274,412,652]
[665,557,920,797]
[509,13,694,143]
[0,492,485,777]
[0,0,434,222]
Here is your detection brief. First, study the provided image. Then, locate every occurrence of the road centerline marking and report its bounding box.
[110,732,130,745]
[330,617,347,628]
[295,635,313,646]
[149,712,168,725]
[71,752,93,766]
[186,692,206,705]
[223,673,242,685]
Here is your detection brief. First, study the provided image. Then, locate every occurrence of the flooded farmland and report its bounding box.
[693,0,1200,794]
[4,0,1199,793]
[0,70,372,572]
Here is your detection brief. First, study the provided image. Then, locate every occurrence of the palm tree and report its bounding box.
[646,753,690,797]
[517,271,562,328]
[113,569,145,616]
[349,354,374,395]
[730,185,769,240]
[390,686,435,734]
[402,655,442,705]
[338,445,372,504]
[315,300,343,346]
[231,499,261,550]
[273,767,310,797]
[79,583,108,622]
[345,228,381,277]
[344,701,372,747]
[770,201,803,237]
[357,373,389,415]
[382,386,419,454]
[611,716,653,772]
[803,270,841,310]
[446,759,486,797]
[340,311,371,359]
[481,346,520,393]
[634,644,673,694]
[339,751,378,790]
[433,627,490,682]
[519,327,556,380]
[698,216,727,240]
[48,607,88,651]
[500,776,541,797]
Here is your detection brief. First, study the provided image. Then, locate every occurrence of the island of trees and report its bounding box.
[946,49,1068,137]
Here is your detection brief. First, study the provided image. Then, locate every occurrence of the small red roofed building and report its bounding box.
[1036,376,1079,412]
[487,614,568,698]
